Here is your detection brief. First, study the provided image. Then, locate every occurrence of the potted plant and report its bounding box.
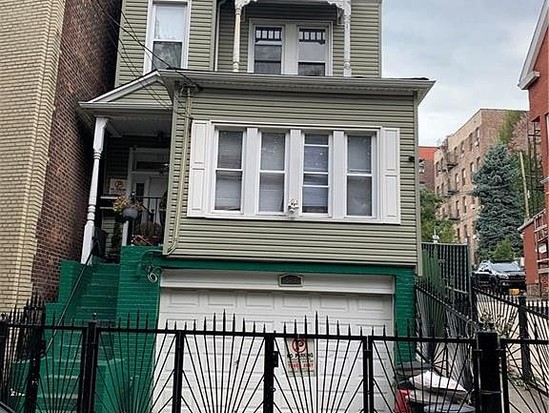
[112,194,142,221]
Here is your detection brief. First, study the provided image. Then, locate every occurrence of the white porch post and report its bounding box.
[81,117,108,264]
[343,0,352,77]
[232,4,243,72]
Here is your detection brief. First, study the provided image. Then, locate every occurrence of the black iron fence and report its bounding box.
[1,309,514,413]
[417,278,549,413]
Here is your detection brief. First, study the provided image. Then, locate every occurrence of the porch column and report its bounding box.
[343,0,352,77]
[81,117,108,264]
[232,3,243,72]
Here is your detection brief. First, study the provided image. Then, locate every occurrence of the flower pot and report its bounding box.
[122,206,139,220]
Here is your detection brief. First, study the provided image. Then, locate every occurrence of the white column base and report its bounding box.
[81,221,96,264]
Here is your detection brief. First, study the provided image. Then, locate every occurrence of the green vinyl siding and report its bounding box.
[188,0,215,70]
[351,1,381,77]
[115,0,148,86]
[165,88,419,266]
[115,0,215,86]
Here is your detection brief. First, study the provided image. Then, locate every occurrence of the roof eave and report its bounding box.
[158,69,434,103]
[518,70,540,90]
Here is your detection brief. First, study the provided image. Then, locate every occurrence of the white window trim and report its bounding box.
[247,19,333,76]
[187,120,401,224]
[144,0,191,73]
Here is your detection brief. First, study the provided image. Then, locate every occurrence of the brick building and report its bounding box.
[418,146,437,191]
[0,0,120,310]
[518,1,549,297]
[434,109,528,264]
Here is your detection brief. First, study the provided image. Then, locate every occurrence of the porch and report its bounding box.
[79,73,173,262]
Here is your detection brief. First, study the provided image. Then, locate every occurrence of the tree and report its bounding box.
[472,143,523,259]
[420,188,455,243]
[491,238,516,261]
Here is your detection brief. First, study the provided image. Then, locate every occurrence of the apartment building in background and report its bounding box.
[418,146,437,191]
[0,0,121,311]
[434,109,528,263]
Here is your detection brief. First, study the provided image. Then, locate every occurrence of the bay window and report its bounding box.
[188,121,400,224]
[250,21,331,76]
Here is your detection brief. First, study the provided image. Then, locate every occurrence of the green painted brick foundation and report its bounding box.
[115,246,162,326]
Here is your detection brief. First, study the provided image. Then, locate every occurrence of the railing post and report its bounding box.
[263,334,277,413]
[0,315,8,393]
[362,338,370,413]
[518,294,532,383]
[24,321,45,413]
[79,320,99,413]
[172,331,185,413]
[477,330,502,413]
[367,337,375,413]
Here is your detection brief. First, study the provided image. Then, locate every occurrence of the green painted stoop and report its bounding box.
[46,261,121,324]
[33,247,162,413]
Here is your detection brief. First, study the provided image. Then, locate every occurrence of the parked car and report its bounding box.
[473,260,526,292]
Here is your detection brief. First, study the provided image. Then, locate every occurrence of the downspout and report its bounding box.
[165,86,193,255]
[214,0,229,71]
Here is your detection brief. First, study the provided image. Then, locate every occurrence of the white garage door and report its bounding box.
[153,270,395,413]
[159,288,393,333]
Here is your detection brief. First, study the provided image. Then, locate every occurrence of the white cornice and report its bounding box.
[159,69,434,102]
[518,0,548,89]
[235,0,351,12]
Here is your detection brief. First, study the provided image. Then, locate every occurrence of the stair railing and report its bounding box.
[45,245,96,353]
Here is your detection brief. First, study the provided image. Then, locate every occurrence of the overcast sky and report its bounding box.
[382,0,543,146]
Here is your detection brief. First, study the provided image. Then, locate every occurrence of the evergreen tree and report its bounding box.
[420,188,455,243]
[472,143,523,259]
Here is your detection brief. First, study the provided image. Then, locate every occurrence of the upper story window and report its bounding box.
[145,1,188,72]
[249,21,331,76]
[187,121,400,224]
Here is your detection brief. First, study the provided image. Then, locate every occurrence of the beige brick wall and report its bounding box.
[0,0,66,311]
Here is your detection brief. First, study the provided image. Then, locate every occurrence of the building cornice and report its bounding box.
[159,69,434,103]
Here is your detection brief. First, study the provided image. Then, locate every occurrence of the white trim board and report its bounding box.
[161,269,395,295]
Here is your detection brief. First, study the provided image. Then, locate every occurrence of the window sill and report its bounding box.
[188,212,400,225]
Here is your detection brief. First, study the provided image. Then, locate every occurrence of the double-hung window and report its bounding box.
[250,21,331,76]
[347,135,373,216]
[146,1,188,71]
[302,134,330,213]
[214,131,243,211]
[259,132,286,212]
[188,122,400,223]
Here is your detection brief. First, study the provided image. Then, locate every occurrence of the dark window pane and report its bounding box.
[254,62,281,74]
[217,131,243,169]
[305,134,328,145]
[348,136,372,173]
[304,146,328,172]
[259,173,284,212]
[153,41,182,69]
[302,187,328,213]
[298,63,325,76]
[303,173,328,186]
[255,45,282,62]
[215,171,242,211]
[347,176,372,216]
[261,133,285,171]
